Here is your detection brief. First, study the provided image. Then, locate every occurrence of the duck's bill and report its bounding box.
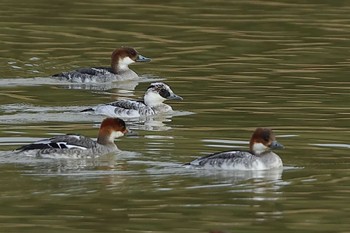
[136,54,151,62]
[167,94,183,101]
[270,140,284,149]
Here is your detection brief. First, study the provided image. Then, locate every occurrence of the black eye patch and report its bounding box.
[159,89,170,98]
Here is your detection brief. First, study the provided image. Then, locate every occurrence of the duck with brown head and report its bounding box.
[52,47,151,83]
[186,128,284,170]
[15,118,129,158]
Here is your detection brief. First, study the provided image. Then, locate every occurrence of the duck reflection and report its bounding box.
[0,75,161,91]
[0,149,141,172]
[188,166,283,182]
[127,115,173,132]
[62,75,161,91]
[0,103,192,130]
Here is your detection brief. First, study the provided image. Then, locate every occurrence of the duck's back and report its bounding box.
[16,134,118,158]
[17,134,98,152]
[188,151,259,170]
[52,67,118,83]
[92,100,155,118]
[188,150,283,170]
[109,100,146,110]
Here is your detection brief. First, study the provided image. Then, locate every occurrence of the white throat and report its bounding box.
[118,57,134,71]
[109,131,124,141]
[252,142,268,155]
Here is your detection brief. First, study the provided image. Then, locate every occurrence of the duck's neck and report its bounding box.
[97,136,116,147]
[250,142,267,156]
[111,60,122,74]
[112,56,133,74]
[97,129,117,148]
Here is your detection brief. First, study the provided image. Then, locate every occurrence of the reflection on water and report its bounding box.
[0,150,141,172]
[184,167,283,183]
[0,103,101,123]
[311,143,350,149]
[60,75,161,91]
[0,75,162,91]
[0,103,192,132]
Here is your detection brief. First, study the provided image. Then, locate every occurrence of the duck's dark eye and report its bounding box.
[159,89,170,98]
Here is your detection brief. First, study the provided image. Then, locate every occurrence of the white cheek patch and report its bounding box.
[110,131,124,140]
[119,57,135,70]
[144,92,166,106]
[252,142,267,155]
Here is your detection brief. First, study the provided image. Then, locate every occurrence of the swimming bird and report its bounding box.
[81,82,183,118]
[52,47,151,83]
[186,128,284,170]
[15,118,128,158]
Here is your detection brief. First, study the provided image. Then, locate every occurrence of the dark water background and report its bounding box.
[0,0,349,232]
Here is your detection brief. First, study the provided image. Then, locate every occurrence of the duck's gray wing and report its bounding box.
[53,67,112,77]
[108,100,156,116]
[189,151,252,167]
[82,100,155,117]
[108,100,145,110]
[16,134,97,152]
[52,67,116,82]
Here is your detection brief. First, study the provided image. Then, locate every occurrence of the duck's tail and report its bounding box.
[81,108,94,112]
